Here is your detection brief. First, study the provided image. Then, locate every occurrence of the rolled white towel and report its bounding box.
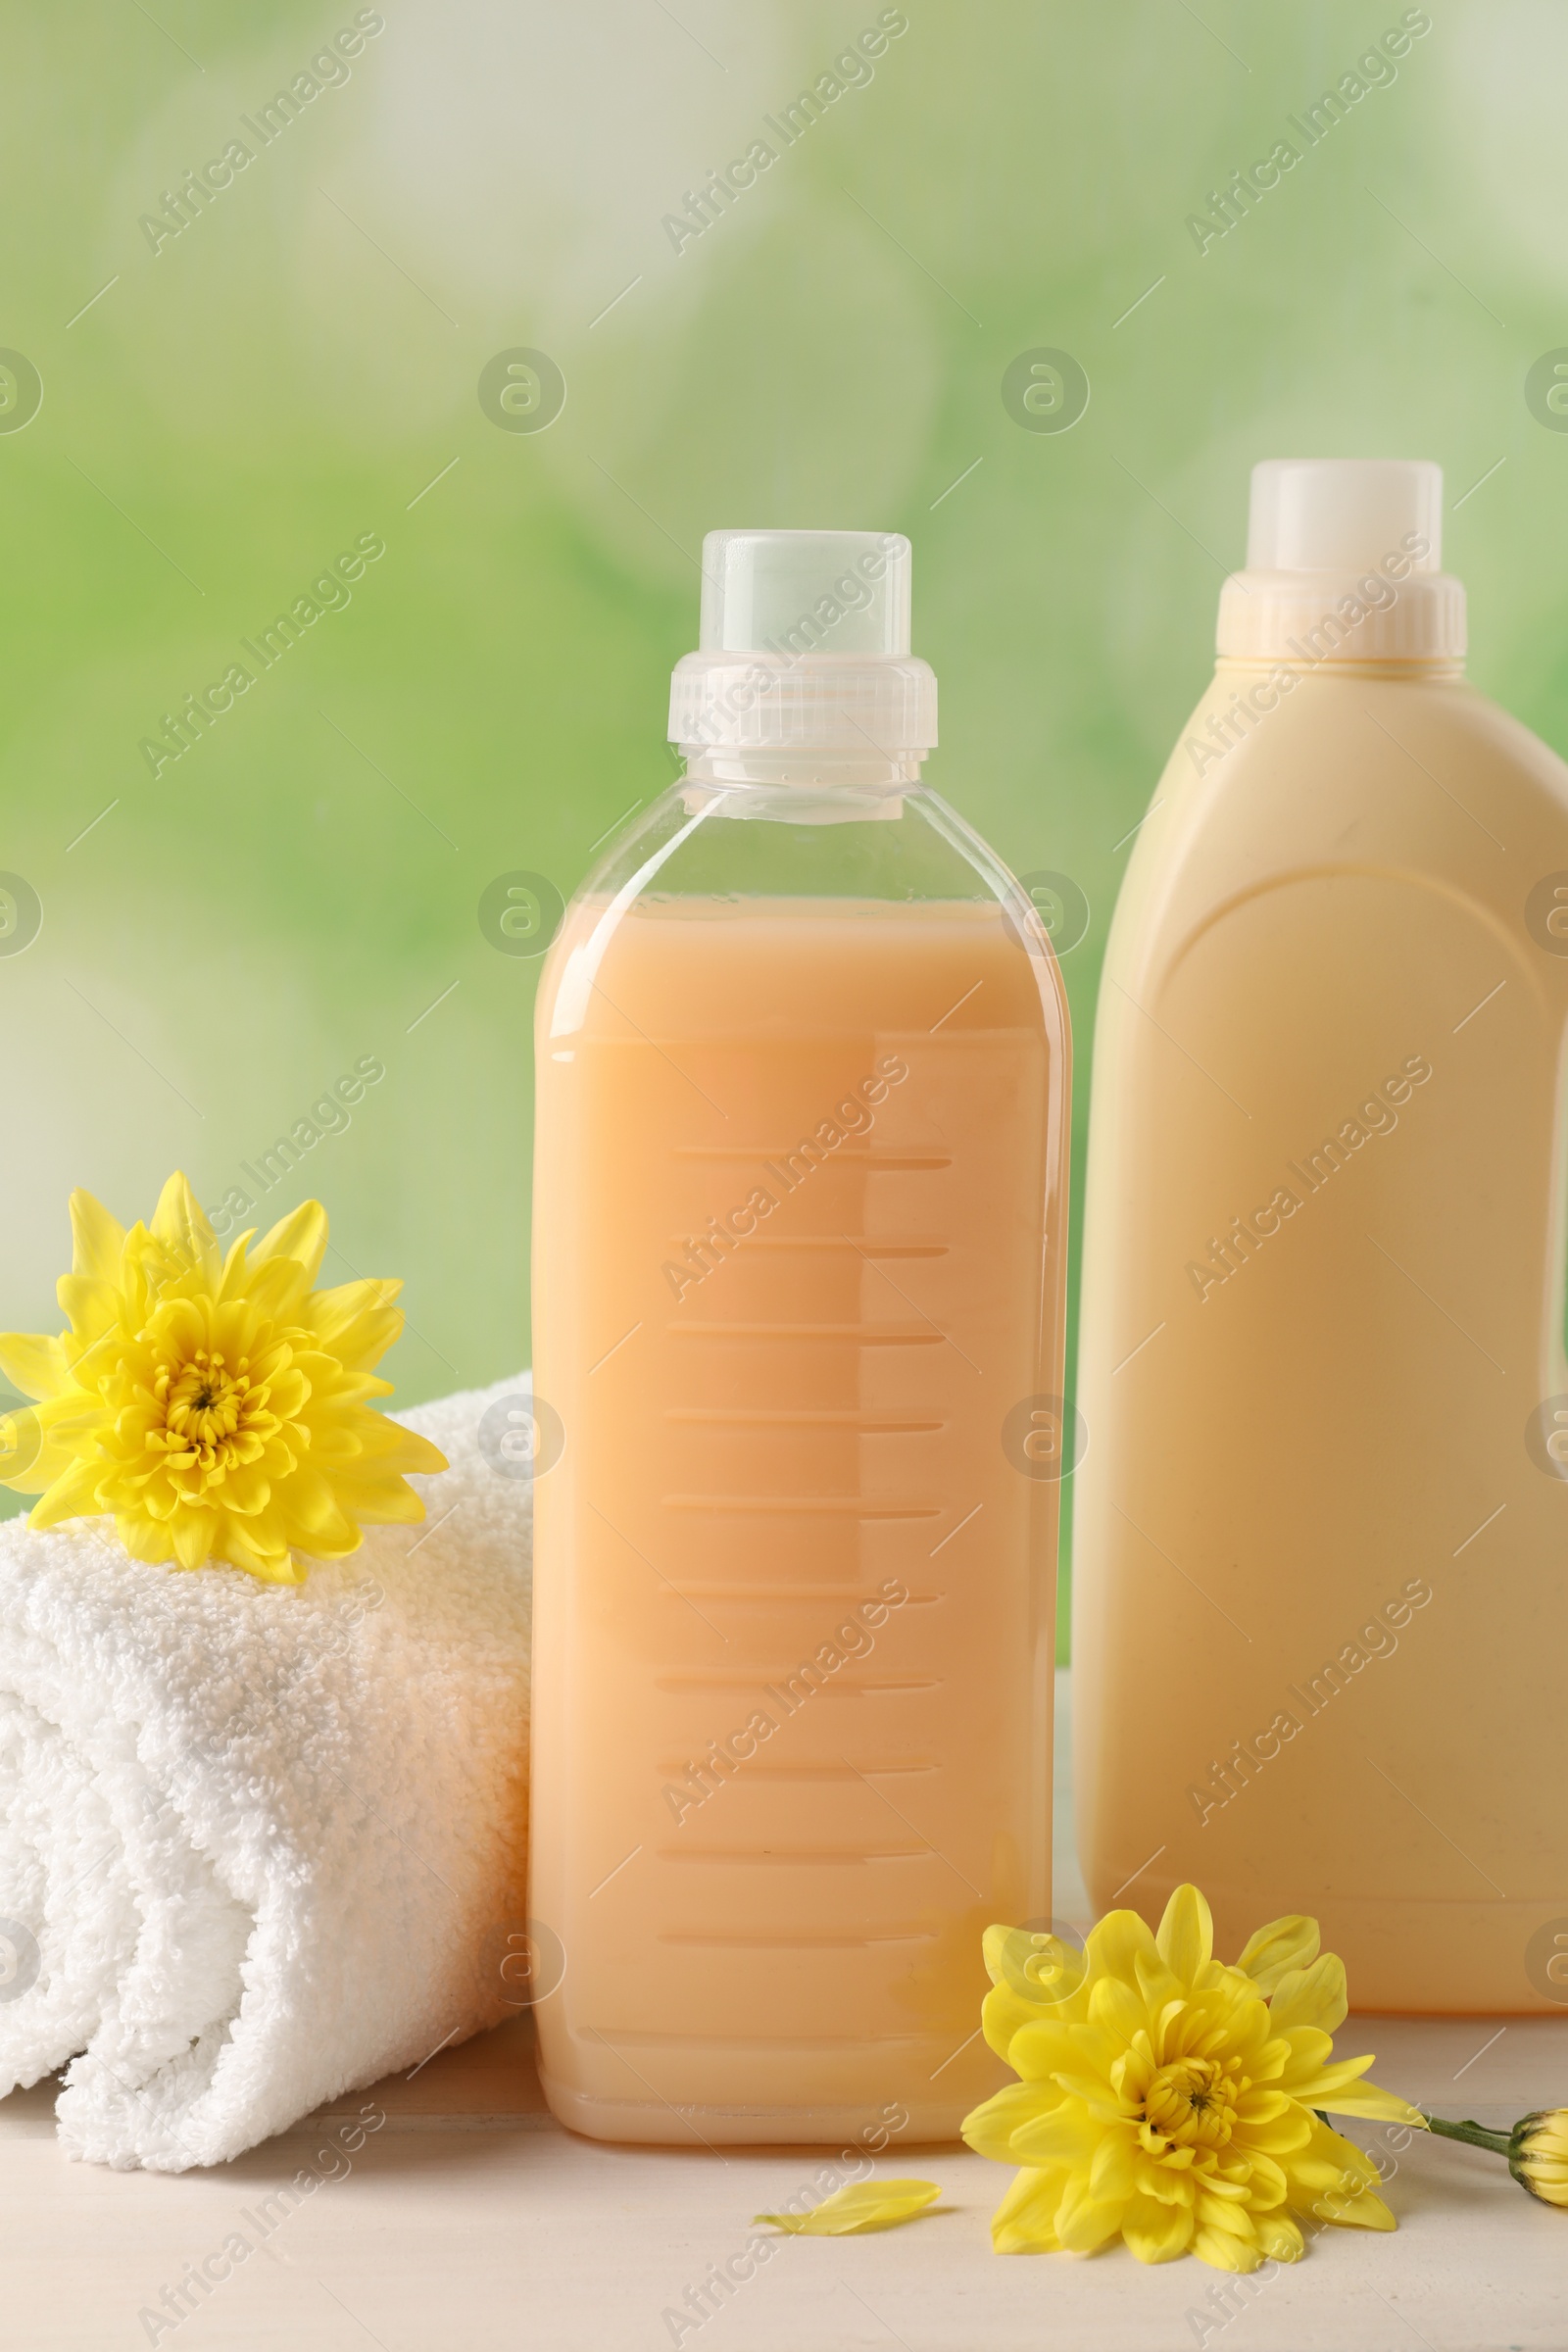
[0,1373,533,2171]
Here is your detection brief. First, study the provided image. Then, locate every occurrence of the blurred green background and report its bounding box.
[1,0,1562,1648]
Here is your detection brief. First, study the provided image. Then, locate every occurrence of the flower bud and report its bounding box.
[1509,2110,1568,2205]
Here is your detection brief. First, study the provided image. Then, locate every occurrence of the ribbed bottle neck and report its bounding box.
[1216,566,1465,664]
[669,651,937,757]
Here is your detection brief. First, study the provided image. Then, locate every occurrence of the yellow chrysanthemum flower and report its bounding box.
[961,1886,1425,2271]
[0,1173,446,1583]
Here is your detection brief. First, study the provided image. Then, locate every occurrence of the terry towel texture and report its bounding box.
[0,1374,532,2171]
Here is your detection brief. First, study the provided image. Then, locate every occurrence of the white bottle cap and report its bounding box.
[1247,459,1443,572]
[669,528,938,752]
[1217,458,1464,663]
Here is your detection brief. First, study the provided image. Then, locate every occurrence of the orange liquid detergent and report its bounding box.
[530,892,1068,2142]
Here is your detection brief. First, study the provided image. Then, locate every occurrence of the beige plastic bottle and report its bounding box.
[530,530,1071,2141]
[1075,459,1568,2013]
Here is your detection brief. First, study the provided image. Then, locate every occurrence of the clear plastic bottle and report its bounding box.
[1075,460,1568,2012]
[530,529,1071,2141]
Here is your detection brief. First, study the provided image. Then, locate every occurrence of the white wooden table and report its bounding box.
[10,1677,1566,2351]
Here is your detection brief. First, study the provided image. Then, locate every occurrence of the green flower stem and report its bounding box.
[1423,2113,1514,2157]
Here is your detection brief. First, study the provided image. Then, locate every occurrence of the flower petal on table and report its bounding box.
[753,2180,943,2235]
